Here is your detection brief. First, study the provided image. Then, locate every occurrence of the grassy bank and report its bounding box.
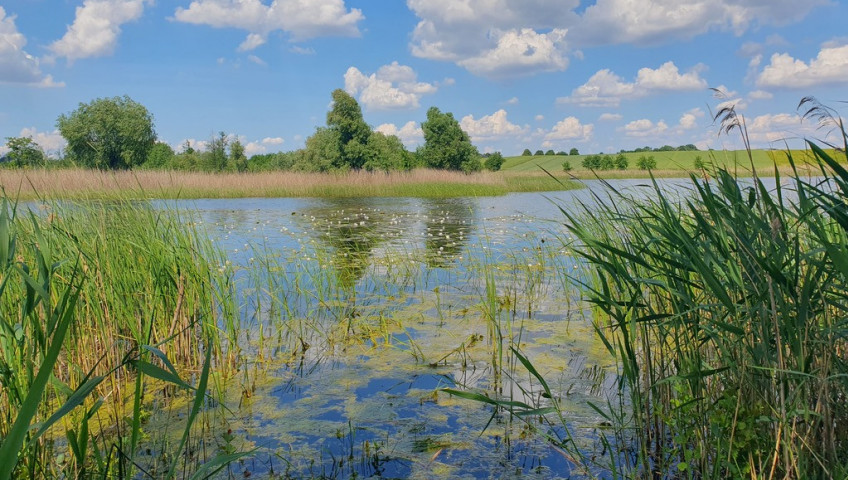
[503,148,832,178]
[0,168,581,200]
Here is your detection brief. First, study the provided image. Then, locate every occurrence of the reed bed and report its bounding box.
[555,116,848,477]
[0,168,579,200]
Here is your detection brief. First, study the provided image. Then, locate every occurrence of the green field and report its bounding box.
[502,149,824,176]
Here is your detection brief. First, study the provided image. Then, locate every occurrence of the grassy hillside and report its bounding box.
[502,149,826,177]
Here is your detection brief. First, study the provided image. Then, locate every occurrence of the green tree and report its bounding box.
[363,132,411,172]
[420,106,480,172]
[615,153,628,170]
[562,160,572,172]
[534,149,544,156]
[294,128,341,172]
[144,142,175,169]
[229,139,248,172]
[327,89,371,169]
[522,148,532,156]
[484,152,505,171]
[3,137,45,167]
[636,155,657,170]
[545,149,555,156]
[56,95,156,169]
[569,147,579,156]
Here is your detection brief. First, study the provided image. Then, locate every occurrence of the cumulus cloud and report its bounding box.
[748,90,774,100]
[622,119,669,138]
[534,114,544,122]
[459,109,528,142]
[344,62,437,110]
[11,127,67,157]
[173,0,364,48]
[756,44,848,88]
[506,97,519,105]
[375,121,424,148]
[50,0,150,62]
[545,116,593,143]
[571,0,828,46]
[457,28,569,77]
[558,61,707,107]
[0,8,63,86]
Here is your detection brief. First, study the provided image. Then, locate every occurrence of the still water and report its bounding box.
[151,178,781,479]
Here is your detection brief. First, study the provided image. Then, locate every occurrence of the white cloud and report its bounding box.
[289,45,315,55]
[506,97,519,105]
[746,113,810,144]
[545,116,593,142]
[262,137,284,145]
[238,32,266,51]
[622,119,669,138]
[375,121,424,148]
[558,61,707,107]
[534,114,544,122]
[50,0,150,62]
[247,54,266,66]
[13,127,67,157]
[679,108,704,130]
[0,8,64,86]
[457,28,569,77]
[748,90,774,100]
[173,0,364,44]
[571,0,828,46]
[756,44,848,88]
[598,113,622,122]
[460,109,528,142]
[407,0,578,78]
[344,62,437,110]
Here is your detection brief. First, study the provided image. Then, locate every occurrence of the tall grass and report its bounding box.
[555,101,848,478]
[0,196,243,478]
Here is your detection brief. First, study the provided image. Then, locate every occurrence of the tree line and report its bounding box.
[2,91,506,173]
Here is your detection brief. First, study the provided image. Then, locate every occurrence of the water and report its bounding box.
[148,177,791,478]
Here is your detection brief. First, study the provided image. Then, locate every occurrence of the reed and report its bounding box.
[0,168,581,200]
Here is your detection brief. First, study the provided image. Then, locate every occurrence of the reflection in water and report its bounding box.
[422,198,474,268]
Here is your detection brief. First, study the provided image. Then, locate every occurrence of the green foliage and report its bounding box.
[327,89,371,170]
[483,152,505,171]
[294,127,342,172]
[693,155,707,169]
[534,150,544,156]
[561,160,572,172]
[636,154,657,170]
[599,154,614,170]
[614,153,628,170]
[581,154,601,169]
[247,152,295,171]
[228,139,248,172]
[3,137,45,168]
[420,106,480,172]
[545,149,555,156]
[363,131,412,172]
[569,147,579,156]
[522,148,532,156]
[56,95,156,169]
[556,151,567,156]
[144,142,175,169]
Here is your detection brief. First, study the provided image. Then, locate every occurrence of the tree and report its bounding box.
[545,149,555,156]
[615,153,628,170]
[144,142,175,169]
[534,150,544,156]
[294,128,341,172]
[56,95,156,169]
[363,132,412,172]
[3,136,45,167]
[327,89,371,169]
[229,139,248,172]
[522,148,532,156]
[636,155,657,170]
[484,152,505,171]
[569,147,579,156]
[582,154,601,169]
[420,106,480,172]
[562,160,572,172]
[200,131,229,171]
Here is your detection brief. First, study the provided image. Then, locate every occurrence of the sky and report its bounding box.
[1,0,847,158]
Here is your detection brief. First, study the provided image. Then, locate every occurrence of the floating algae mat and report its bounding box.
[146,190,636,478]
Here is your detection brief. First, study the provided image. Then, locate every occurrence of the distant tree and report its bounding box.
[484,152,505,171]
[144,142,175,169]
[658,145,675,152]
[420,106,480,172]
[636,155,657,170]
[56,95,155,169]
[181,140,195,155]
[562,160,572,172]
[545,149,555,156]
[582,154,601,169]
[327,89,371,169]
[248,152,295,171]
[534,149,544,156]
[522,148,532,156]
[229,139,248,172]
[556,151,567,156]
[678,144,699,151]
[3,136,45,167]
[569,147,579,156]
[615,153,628,170]
[201,131,229,171]
[599,154,614,170]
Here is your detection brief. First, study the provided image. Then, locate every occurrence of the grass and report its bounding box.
[0,168,581,200]
[503,148,833,178]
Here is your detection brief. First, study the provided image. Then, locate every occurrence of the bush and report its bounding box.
[562,160,572,172]
[582,154,602,169]
[636,155,657,170]
[522,148,532,156]
[615,153,628,170]
[600,155,615,170]
[484,152,505,171]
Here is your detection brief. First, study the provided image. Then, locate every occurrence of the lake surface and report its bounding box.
[148,177,787,479]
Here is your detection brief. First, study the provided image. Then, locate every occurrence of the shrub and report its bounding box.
[636,155,657,170]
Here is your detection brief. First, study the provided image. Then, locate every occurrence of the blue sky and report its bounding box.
[1,0,847,158]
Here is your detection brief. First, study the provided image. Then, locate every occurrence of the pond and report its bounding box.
[147,177,781,479]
